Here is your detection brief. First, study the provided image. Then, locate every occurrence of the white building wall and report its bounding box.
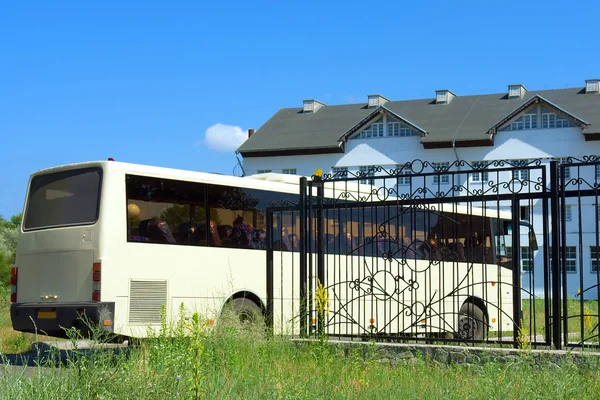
[242,126,600,299]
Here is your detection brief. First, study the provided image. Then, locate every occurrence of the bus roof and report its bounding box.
[30,160,512,220]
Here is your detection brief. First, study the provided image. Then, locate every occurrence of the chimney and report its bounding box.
[435,90,456,104]
[508,84,527,99]
[248,128,254,138]
[586,79,599,94]
[303,100,326,113]
[367,94,389,108]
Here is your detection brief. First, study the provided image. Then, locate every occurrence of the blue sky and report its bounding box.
[1,0,598,218]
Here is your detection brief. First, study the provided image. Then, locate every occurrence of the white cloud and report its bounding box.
[196,123,248,152]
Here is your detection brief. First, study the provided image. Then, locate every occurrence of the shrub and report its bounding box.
[0,249,11,287]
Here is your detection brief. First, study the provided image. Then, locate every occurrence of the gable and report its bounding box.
[491,95,588,135]
[347,115,421,140]
[339,106,427,143]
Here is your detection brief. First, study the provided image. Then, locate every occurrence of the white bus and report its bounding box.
[10,160,516,340]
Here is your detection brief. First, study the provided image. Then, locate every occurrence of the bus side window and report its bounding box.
[125,175,207,246]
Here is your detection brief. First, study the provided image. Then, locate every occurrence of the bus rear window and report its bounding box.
[24,167,102,230]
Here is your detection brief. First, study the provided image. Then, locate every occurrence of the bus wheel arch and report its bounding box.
[458,297,489,341]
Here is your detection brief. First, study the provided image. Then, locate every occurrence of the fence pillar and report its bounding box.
[299,177,308,338]
[314,177,325,335]
[549,161,562,350]
[511,197,522,348]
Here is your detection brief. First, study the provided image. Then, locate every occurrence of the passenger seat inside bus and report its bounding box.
[139,218,177,244]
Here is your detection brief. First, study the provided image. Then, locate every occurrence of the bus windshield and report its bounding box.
[23,167,102,231]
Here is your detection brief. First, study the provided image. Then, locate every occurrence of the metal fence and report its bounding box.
[266,157,600,349]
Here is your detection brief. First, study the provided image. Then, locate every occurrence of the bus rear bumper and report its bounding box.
[10,302,115,339]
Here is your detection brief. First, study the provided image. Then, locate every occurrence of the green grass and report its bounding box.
[1,293,600,398]
[520,298,599,342]
[0,303,598,399]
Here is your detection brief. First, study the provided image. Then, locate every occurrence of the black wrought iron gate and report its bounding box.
[266,157,600,349]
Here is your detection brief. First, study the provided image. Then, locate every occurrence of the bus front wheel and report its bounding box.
[458,303,487,341]
[225,298,265,329]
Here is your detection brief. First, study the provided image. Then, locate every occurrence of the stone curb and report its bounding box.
[293,339,600,366]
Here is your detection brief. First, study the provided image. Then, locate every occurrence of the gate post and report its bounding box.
[549,161,562,350]
[511,197,522,348]
[299,177,308,338]
[314,176,325,335]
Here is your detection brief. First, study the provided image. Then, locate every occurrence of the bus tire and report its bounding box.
[226,298,265,328]
[458,302,487,341]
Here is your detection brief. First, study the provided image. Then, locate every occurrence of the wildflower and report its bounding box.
[176,375,181,381]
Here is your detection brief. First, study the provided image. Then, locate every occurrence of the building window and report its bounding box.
[524,113,537,129]
[595,165,600,181]
[432,162,450,185]
[512,161,530,180]
[521,247,533,272]
[555,157,571,180]
[331,167,348,179]
[565,246,577,272]
[503,110,537,131]
[360,121,384,138]
[359,166,375,185]
[591,246,600,272]
[512,169,530,180]
[542,113,556,129]
[542,110,576,129]
[396,168,412,186]
[388,120,419,137]
[565,205,572,222]
[471,161,489,183]
[257,169,272,174]
[399,127,415,136]
[556,116,574,128]
[520,206,530,221]
[388,122,399,136]
[282,168,296,175]
[549,246,577,272]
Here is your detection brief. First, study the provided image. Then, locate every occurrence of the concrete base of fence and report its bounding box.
[292,339,600,366]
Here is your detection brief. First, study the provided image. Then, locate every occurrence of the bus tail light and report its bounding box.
[92,262,101,301]
[10,266,17,303]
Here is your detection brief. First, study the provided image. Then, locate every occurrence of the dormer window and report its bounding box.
[541,107,577,128]
[508,84,526,99]
[388,118,419,137]
[502,108,537,131]
[367,94,389,108]
[360,119,384,138]
[303,99,325,113]
[435,90,456,104]
[586,79,599,94]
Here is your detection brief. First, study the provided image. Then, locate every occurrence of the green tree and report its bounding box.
[0,250,11,287]
[0,213,20,287]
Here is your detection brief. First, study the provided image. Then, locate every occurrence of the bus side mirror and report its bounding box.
[529,230,538,251]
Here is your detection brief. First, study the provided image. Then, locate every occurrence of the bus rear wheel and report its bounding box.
[458,303,487,341]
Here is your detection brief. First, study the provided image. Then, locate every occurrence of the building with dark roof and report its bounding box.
[236,79,600,299]
[237,80,600,163]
